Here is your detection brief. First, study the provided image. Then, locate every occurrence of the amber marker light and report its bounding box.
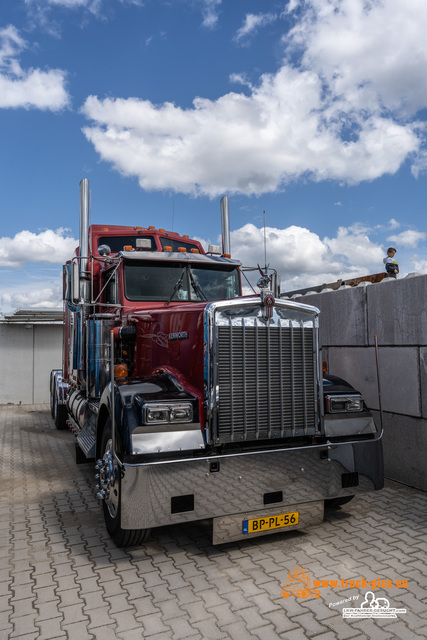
[114,364,128,378]
[178,247,186,252]
[322,361,328,374]
[102,227,109,231]
[190,248,199,253]
[148,225,155,230]
[222,253,231,258]
[164,246,172,252]
[123,245,133,251]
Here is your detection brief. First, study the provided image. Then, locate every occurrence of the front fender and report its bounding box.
[97,373,202,459]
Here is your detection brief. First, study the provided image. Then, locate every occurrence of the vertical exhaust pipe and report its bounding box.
[220,196,231,257]
[79,178,90,302]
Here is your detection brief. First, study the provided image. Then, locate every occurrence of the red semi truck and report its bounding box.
[51,179,383,546]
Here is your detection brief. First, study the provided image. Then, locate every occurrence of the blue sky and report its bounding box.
[1,0,427,313]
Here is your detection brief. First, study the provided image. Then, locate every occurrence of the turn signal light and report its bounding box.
[322,361,327,373]
[114,364,128,378]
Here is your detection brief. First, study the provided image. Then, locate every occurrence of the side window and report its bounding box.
[103,273,117,305]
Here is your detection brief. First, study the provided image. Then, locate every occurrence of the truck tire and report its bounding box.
[53,389,67,430]
[50,385,55,418]
[99,420,150,548]
[325,496,354,510]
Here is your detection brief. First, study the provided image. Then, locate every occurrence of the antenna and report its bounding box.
[263,210,267,269]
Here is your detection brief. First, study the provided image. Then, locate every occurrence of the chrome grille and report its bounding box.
[211,308,319,443]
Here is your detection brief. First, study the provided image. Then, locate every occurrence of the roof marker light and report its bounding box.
[190,248,199,253]
[178,247,186,252]
[164,246,172,252]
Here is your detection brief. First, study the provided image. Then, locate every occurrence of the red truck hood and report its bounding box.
[126,301,207,412]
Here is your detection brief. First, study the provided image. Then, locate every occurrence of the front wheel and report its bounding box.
[97,419,150,548]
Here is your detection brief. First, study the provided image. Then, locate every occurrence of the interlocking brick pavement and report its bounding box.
[1,404,427,640]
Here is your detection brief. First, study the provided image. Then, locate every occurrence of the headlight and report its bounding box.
[325,394,364,414]
[142,402,193,425]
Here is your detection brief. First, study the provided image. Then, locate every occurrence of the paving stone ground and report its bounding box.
[1,404,426,640]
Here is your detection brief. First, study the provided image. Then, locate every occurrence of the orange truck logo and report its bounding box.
[281,566,321,599]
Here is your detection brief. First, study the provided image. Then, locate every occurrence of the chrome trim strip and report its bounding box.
[243,319,247,440]
[301,320,307,435]
[279,323,284,438]
[122,432,383,467]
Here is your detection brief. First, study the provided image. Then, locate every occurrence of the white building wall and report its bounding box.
[0,324,62,404]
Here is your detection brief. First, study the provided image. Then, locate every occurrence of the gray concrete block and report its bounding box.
[327,346,421,417]
[420,347,427,419]
[376,347,421,417]
[367,274,427,346]
[379,411,427,491]
[303,287,368,347]
[327,347,379,410]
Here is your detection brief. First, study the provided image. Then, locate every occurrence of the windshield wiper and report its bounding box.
[164,267,186,306]
[189,268,208,301]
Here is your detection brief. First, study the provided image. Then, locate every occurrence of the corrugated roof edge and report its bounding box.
[0,308,64,325]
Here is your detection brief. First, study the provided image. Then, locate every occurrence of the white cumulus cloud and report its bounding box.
[81,0,426,197]
[0,286,63,311]
[0,24,69,110]
[0,228,77,268]
[201,0,222,28]
[234,13,277,43]
[387,229,427,249]
[227,221,387,292]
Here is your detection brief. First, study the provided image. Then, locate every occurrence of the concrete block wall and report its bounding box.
[298,274,427,491]
[0,324,63,404]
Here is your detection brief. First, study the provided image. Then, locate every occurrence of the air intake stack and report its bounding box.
[220,196,231,258]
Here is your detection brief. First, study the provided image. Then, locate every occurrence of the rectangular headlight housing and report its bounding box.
[325,394,364,414]
[142,402,193,425]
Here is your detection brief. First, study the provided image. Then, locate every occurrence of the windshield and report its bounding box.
[124,261,241,302]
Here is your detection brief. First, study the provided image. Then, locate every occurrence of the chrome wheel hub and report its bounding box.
[95,439,119,517]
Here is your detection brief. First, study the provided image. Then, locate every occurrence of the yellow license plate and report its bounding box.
[243,511,299,534]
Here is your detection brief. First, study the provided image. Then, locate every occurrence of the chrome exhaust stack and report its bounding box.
[79,178,90,299]
[220,196,231,257]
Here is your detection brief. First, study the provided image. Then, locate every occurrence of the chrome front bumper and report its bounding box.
[120,438,383,531]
